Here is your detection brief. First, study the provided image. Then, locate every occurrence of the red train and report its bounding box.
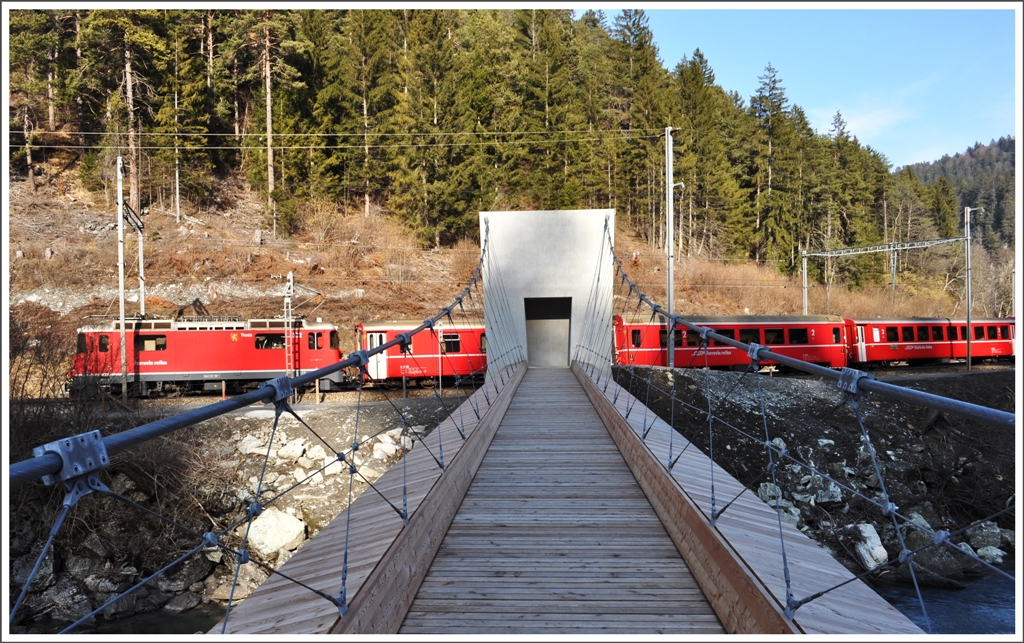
[354,319,487,387]
[69,315,346,396]
[613,314,1015,370]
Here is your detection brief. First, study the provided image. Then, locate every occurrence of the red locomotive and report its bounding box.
[69,315,345,396]
[354,319,487,387]
[613,314,1015,370]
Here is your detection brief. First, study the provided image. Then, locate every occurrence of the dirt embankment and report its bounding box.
[616,366,1016,584]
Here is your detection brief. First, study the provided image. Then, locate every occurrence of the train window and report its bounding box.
[686,330,701,346]
[901,327,913,342]
[739,328,760,345]
[631,329,642,348]
[99,335,110,352]
[77,334,86,354]
[480,334,487,354]
[255,333,286,349]
[442,333,461,353]
[764,329,783,345]
[916,326,928,341]
[974,326,984,340]
[833,328,841,343]
[308,333,322,350]
[659,329,683,347]
[712,329,734,346]
[987,326,997,340]
[788,328,808,344]
[885,327,898,342]
[1000,326,1010,339]
[330,331,340,350]
[931,327,943,341]
[135,335,167,351]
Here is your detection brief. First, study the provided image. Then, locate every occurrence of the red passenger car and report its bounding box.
[613,314,852,370]
[354,319,487,387]
[851,318,1015,366]
[70,316,345,396]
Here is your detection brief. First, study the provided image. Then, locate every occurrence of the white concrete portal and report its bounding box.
[479,209,614,373]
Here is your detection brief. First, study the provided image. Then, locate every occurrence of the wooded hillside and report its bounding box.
[7,8,1015,302]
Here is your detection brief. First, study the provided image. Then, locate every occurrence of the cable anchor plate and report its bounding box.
[33,430,109,486]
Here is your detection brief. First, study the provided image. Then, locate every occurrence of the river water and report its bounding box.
[873,565,1017,634]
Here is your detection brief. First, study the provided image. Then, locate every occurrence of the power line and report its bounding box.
[17,133,659,152]
[20,127,667,138]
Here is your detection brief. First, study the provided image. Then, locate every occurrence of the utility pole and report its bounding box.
[117,157,128,402]
[802,251,808,315]
[964,207,981,371]
[665,126,674,368]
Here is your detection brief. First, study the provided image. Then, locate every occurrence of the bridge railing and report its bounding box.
[8,224,526,634]
[572,224,1015,634]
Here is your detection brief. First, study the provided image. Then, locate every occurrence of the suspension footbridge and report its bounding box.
[8,209,1015,636]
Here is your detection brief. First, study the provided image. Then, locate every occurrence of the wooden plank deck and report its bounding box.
[587,365,923,635]
[399,368,725,635]
[218,365,523,634]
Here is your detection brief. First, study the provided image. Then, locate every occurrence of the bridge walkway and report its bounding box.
[398,367,725,634]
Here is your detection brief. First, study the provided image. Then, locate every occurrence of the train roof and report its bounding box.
[614,313,845,325]
[77,317,338,332]
[356,319,485,332]
[849,317,1014,325]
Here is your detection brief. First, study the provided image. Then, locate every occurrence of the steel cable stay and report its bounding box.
[583,230,1016,627]
[8,226,523,633]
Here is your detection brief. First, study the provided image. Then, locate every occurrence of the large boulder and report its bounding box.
[210,562,269,601]
[966,521,1002,550]
[850,523,888,572]
[10,544,58,593]
[277,438,306,461]
[163,591,201,613]
[156,554,213,593]
[898,513,971,586]
[245,508,306,559]
[33,575,96,626]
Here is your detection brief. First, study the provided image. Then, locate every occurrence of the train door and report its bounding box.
[856,326,867,363]
[366,332,387,381]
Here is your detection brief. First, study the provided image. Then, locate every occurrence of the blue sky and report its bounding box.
[603,6,1019,169]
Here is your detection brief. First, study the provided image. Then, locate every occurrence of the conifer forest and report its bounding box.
[8,9,1016,291]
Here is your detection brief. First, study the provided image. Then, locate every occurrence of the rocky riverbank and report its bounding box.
[615,366,1016,589]
[8,394,456,634]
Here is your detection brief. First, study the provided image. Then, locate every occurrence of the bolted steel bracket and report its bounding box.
[261,376,293,404]
[747,342,763,363]
[34,430,109,486]
[837,367,875,396]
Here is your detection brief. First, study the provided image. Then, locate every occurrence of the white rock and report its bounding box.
[851,523,888,572]
[243,410,276,420]
[323,458,344,477]
[246,508,306,558]
[236,435,264,455]
[293,468,307,484]
[278,438,306,461]
[976,546,1006,565]
[306,445,327,461]
[374,441,398,458]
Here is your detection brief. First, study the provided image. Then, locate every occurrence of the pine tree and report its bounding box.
[81,10,169,213]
